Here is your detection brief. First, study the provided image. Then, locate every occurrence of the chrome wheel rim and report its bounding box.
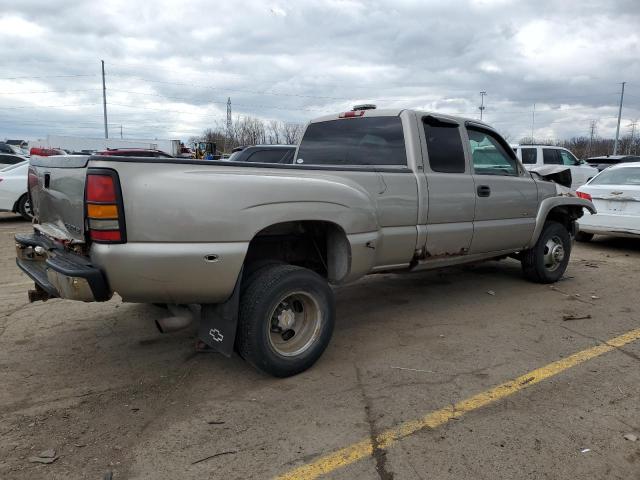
[543,235,565,271]
[268,291,322,357]
[24,198,33,217]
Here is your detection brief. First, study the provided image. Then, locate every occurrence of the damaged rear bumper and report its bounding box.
[15,232,111,302]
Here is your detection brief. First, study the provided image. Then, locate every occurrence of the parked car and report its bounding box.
[17,107,593,377]
[0,153,28,168]
[95,148,174,158]
[514,145,598,190]
[0,143,19,155]
[227,145,296,163]
[0,161,31,220]
[6,140,30,156]
[586,154,640,172]
[575,162,640,241]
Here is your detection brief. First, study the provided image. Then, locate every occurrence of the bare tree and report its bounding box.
[281,122,304,144]
[193,116,304,152]
[267,120,282,145]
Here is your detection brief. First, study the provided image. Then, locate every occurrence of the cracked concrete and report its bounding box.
[1,212,639,479]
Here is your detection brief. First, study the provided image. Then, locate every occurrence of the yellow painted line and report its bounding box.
[276,327,640,480]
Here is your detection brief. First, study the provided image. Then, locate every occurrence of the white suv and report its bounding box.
[514,145,598,190]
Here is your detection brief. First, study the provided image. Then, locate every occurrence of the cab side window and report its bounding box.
[559,150,579,166]
[467,127,518,176]
[423,117,466,173]
[543,149,562,165]
[520,148,537,164]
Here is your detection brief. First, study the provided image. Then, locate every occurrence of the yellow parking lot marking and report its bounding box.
[276,327,640,480]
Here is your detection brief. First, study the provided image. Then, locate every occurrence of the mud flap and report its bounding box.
[197,267,243,357]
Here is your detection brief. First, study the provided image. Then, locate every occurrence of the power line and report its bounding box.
[0,89,100,95]
[0,103,100,109]
[0,74,96,80]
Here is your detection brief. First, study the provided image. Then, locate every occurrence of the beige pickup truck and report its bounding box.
[16,106,594,377]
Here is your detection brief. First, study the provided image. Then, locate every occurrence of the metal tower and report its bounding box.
[225,97,232,152]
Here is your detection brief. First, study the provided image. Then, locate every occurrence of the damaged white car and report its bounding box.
[576,163,640,241]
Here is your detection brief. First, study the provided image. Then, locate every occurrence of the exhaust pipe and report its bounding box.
[155,304,195,333]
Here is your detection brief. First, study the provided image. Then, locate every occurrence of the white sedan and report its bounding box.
[0,161,32,220]
[576,162,640,241]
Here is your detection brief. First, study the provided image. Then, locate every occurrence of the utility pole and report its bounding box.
[530,103,536,144]
[588,120,597,157]
[225,97,232,152]
[120,124,123,139]
[628,121,637,155]
[613,81,625,155]
[101,60,108,139]
[479,91,486,121]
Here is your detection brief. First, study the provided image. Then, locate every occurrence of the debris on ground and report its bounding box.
[206,420,225,425]
[580,448,591,453]
[562,314,592,321]
[191,450,237,465]
[487,290,496,296]
[28,449,58,464]
[591,295,600,300]
[623,433,638,442]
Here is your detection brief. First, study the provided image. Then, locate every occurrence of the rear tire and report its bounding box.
[521,221,571,284]
[237,264,335,377]
[575,231,594,242]
[16,194,33,221]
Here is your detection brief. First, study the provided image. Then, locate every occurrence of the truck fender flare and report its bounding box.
[526,197,596,248]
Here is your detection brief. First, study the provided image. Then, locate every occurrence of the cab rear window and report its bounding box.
[296,117,407,166]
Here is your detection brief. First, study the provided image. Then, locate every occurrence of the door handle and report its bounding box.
[477,185,491,197]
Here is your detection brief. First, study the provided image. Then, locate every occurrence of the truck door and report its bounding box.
[420,115,476,257]
[466,125,538,254]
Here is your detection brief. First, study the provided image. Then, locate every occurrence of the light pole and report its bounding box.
[101,60,108,139]
[479,91,487,121]
[613,81,626,155]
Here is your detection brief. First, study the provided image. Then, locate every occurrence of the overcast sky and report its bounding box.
[1,0,639,143]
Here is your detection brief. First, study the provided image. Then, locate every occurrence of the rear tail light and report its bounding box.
[338,110,365,118]
[576,191,592,201]
[85,169,126,243]
[30,147,62,157]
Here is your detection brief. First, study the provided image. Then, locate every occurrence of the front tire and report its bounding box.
[237,264,335,377]
[521,221,571,283]
[16,194,33,221]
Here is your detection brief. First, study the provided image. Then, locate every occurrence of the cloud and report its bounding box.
[0,0,638,144]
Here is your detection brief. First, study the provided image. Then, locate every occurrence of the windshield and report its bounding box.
[590,167,640,186]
